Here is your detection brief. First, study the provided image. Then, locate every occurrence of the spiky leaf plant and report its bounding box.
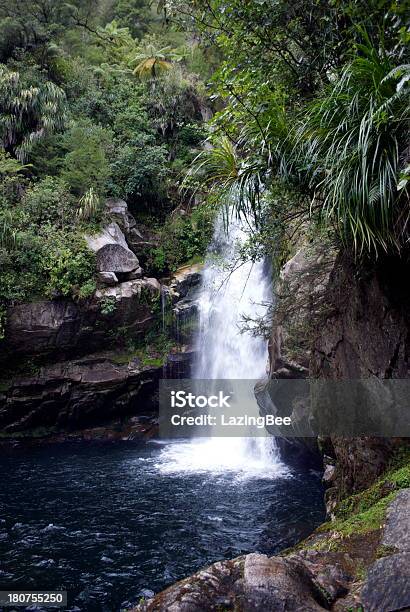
[296,43,410,257]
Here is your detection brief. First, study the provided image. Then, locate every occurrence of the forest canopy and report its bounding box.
[0,0,409,338]
[171,0,410,258]
[0,0,216,336]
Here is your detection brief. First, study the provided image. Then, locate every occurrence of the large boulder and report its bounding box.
[2,279,161,359]
[133,550,349,612]
[85,222,140,274]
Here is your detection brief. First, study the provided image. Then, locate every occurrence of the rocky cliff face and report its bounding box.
[0,355,162,433]
[2,277,160,360]
[261,244,410,508]
[311,254,410,380]
[257,241,336,469]
[310,254,410,511]
[0,199,200,434]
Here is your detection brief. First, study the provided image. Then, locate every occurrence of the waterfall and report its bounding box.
[194,215,268,379]
[157,212,287,478]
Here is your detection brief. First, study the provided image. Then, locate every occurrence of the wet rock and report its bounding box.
[169,264,202,344]
[270,244,336,377]
[165,348,197,378]
[322,463,336,485]
[85,222,140,273]
[262,243,335,469]
[255,377,322,470]
[0,355,162,432]
[170,263,202,300]
[172,300,199,344]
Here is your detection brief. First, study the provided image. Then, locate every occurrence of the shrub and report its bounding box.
[21,177,74,227]
[41,230,96,298]
[60,120,112,197]
[108,135,168,204]
[149,204,215,274]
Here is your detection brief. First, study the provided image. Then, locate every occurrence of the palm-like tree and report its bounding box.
[0,65,66,161]
[191,137,263,220]
[132,43,181,79]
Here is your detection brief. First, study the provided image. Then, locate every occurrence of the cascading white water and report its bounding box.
[194,217,268,379]
[157,212,288,477]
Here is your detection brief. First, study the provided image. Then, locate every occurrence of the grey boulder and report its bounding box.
[85,223,139,273]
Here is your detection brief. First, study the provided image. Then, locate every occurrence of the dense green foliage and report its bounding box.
[1,0,409,339]
[172,0,410,259]
[0,0,214,337]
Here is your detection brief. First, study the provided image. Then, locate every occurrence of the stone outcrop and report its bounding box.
[264,245,409,499]
[269,243,336,378]
[133,545,350,611]
[0,355,162,433]
[361,488,410,612]
[3,278,160,360]
[105,197,134,234]
[85,222,141,275]
[133,489,410,612]
[169,263,202,345]
[258,242,336,468]
[311,254,410,379]
[104,198,154,269]
[170,263,202,300]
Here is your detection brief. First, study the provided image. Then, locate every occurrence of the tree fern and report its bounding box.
[0,66,66,161]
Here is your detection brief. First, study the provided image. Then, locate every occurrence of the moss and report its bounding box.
[319,492,396,538]
[182,254,204,267]
[109,335,176,369]
[354,561,367,580]
[285,444,410,556]
[335,448,410,520]
[141,356,163,368]
[375,544,398,559]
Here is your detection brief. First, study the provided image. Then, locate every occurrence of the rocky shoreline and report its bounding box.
[133,487,410,612]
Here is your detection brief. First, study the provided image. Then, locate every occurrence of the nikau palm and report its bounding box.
[132,44,179,79]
